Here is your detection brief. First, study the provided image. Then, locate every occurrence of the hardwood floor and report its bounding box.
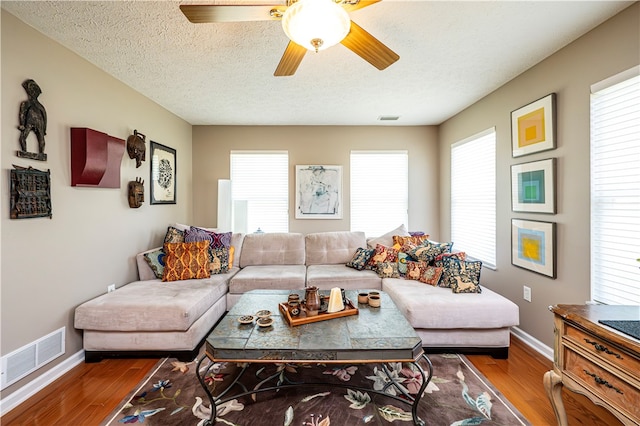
[1,336,623,425]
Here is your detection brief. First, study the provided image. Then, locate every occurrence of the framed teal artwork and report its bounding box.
[511,158,556,213]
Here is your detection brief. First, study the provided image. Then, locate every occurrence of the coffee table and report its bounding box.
[196,289,432,425]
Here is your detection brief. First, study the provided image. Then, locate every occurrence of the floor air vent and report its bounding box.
[1,327,65,390]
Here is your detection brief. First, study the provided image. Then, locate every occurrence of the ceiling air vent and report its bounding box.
[377,115,400,121]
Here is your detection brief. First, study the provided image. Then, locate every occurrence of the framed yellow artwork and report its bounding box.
[511,219,556,278]
[511,93,556,157]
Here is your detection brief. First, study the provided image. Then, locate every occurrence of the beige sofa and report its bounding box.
[74,230,519,362]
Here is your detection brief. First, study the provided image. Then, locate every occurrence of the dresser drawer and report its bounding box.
[564,348,640,421]
[564,323,640,378]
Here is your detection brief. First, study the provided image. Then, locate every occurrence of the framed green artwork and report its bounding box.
[511,219,556,278]
[511,158,556,213]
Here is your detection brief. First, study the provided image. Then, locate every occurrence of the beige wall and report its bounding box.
[438,3,639,348]
[1,11,193,396]
[192,126,440,238]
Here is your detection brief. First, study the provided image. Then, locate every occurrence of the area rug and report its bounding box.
[102,349,530,426]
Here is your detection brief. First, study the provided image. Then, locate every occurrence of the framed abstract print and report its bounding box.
[150,141,176,204]
[511,158,556,213]
[295,165,342,219]
[511,93,556,157]
[511,219,556,278]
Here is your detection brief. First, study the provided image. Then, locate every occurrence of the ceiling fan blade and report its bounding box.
[274,41,307,76]
[340,20,399,70]
[180,4,286,23]
[341,0,381,13]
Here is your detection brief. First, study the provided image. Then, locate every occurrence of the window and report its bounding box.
[350,151,408,237]
[450,128,496,268]
[590,66,640,305]
[230,151,289,233]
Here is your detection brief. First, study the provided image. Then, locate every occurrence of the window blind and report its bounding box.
[230,151,289,233]
[350,151,408,237]
[451,128,496,268]
[590,67,640,305]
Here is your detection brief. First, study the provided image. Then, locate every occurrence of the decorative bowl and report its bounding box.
[238,315,255,324]
[255,310,272,318]
[256,317,274,327]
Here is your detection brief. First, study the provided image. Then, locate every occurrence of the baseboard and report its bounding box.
[0,349,85,416]
[511,326,553,361]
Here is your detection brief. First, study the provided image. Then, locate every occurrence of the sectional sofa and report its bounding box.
[74,228,519,362]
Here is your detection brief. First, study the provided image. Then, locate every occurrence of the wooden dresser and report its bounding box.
[544,304,640,425]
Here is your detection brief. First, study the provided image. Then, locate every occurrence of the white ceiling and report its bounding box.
[2,1,633,126]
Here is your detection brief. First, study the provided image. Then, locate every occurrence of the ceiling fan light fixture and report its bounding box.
[282,0,351,52]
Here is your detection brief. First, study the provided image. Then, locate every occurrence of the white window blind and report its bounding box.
[230,151,289,233]
[590,67,640,305]
[350,151,408,237]
[451,128,496,268]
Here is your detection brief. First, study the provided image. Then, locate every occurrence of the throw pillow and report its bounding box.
[367,224,409,248]
[164,226,185,244]
[397,252,410,275]
[405,261,429,281]
[346,247,375,270]
[436,252,468,287]
[407,240,453,263]
[442,257,483,293]
[419,266,444,286]
[162,241,210,282]
[210,247,230,274]
[143,248,166,279]
[367,244,399,269]
[228,246,235,269]
[392,234,430,248]
[185,227,232,249]
[376,261,400,278]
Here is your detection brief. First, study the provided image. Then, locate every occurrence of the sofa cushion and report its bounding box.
[367,224,410,248]
[306,264,381,291]
[382,278,519,330]
[305,231,367,265]
[229,265,307,293]
[74,271,236,332]
[239,233,305,267]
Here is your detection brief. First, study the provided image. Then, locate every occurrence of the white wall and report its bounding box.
[1,11,193,397]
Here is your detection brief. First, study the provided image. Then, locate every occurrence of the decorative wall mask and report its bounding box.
[126,129,146,168]
[128,177,145,208]
[17,79,48,161]
[10,165,52,219]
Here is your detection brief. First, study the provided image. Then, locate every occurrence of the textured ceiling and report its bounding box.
[2,1,633,126]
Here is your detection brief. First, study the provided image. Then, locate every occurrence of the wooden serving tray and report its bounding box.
[279,298,358,326]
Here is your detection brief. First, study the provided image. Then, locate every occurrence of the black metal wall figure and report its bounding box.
[17,79,48,161]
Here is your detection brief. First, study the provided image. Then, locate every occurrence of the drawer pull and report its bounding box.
[583,339,622,359]
[583,370,624,394]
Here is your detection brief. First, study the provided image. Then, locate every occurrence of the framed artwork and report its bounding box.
[295,165,342,219]
[511,219,556,278]
[511,158,556,213]
[150,141,176,204]
[511,93,556,157]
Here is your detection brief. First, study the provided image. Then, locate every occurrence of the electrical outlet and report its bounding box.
[107,284,116,293]
[523,285,532,302]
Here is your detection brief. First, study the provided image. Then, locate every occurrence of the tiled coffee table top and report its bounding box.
[206,289,423,363]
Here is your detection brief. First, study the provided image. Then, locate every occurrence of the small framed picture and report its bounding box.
[511,219,556,278]
[295,165,342,219]
[511,158,556,214]
[511,93,556,157]
[150,141,176,204]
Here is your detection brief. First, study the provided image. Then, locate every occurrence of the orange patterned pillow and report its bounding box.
[162,241,210,282]
[394,234,430,252]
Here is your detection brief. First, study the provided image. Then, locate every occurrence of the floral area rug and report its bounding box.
[102,349,530,426]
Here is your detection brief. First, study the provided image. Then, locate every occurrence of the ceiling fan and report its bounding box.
[180,0,399,76]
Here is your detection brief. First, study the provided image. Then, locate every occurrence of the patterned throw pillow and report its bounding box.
[228,246,235,269]
[442,257,483,293]
[346,247,375,270]
[164,226,185,244]
[143,248,166,279]
[405,261,429,281]
[210,247,230,274]
[162,241,211,282]
[435,252,467,287]
[185,227,232,249]
[419,266,444,286]
[376,261,400,278]
[397,252,410,275]
[407,240,453,263]
[367,244,399,269]
[393,234,430,249]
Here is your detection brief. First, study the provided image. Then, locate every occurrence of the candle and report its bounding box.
[327,287,345,313]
